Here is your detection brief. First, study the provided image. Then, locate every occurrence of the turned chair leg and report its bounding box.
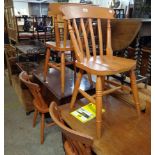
[130,69,141,116]
[96,76,103,138]
[61,52,65,94]
[41,113,45,144]
[33,109,38,128]
[70,69,83,109]
[43,48,51,82]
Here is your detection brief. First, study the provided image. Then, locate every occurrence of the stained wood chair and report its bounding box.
[19,71,55,144]
[49,101,94,155]
[43,3,74,94]
[61,5,142,138]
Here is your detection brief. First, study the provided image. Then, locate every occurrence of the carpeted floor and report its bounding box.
[4,73,65,155]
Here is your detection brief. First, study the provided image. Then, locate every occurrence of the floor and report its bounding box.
[4,72,65,155]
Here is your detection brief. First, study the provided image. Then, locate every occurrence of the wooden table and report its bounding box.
[16,40,46,53]
[16,62,39,75]
[59,83,150,155]
[16,40,46,63]
[33,66,95,105]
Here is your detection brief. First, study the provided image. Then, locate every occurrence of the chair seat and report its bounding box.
[76,56,136,76]
[46,40,73,51]
[19,32,33,39]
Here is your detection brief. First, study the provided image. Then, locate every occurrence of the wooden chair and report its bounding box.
[19,71,55,144]
[43,3,74,94]
[49,101,94,155]
[61,5,142,138]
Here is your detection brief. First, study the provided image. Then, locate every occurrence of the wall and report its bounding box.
[13,0,29,16]
[28,3,49,16]
[69,0,134,9]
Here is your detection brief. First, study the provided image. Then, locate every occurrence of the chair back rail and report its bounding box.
[60,5,115,62]
[48,3,69,49]
[49,102,94,155]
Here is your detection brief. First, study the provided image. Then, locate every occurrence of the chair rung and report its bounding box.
[78,89,95,104]
[46,122,55,128]
[105,80,131,91]
[92,86,122,98]
[66,61,74,65]
[48,63,61,70]
[102,86,122,95]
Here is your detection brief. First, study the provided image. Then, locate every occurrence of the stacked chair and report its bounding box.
[60,4,141,138]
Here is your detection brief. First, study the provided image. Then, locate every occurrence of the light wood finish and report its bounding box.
[19,71,55,144]
[61,5,142,138]
[43,3,74,95]
[59,84,150,155]
[49,101,94,155]
[4,0,17,43]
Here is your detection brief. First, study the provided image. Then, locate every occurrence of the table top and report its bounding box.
[59,83,150,155]
[16,40,46,54]
[16,62,39,75]
[33,67,95,101]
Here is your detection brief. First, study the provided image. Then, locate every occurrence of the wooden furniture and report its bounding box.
[4,44,17,85]
[43,3,74,95]
[59,83,150,155]
[19,71,55,144]
[112,18,151,86]
[16,40,46,63]
[4,0,17,44]
[49,101,94,155]
[61,5,142,138]
[34,16,53,42]
[4,44,34,114]
[34,66,95,105]
[16,16,35,41]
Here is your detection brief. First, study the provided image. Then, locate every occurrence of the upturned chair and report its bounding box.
[19,71,55,144]
[61,5,142,138]
[43,3,74,94]
[49,101,94,155]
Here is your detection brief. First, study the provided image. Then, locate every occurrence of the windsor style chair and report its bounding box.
[43,3,74,95]
[61,5,142,138]
[49,101,94,155]
[19,71,55,144]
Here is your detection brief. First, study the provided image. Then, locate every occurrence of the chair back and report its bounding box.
[48,3,69,48]
[60,5,115,62]
[49,102,94,155]
[19,71,47,111]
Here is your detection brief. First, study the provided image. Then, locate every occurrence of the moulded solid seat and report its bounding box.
[76,56,136,76]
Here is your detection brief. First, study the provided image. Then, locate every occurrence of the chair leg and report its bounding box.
[96,76,103,138]
[70,69,83,109]
[43,48,51,82]
[40,113,45,144]
[33,109,38,128]
[101,76,105,90]
[130,70,141,116]
[87,73,93,86]
[61,52,65,94]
